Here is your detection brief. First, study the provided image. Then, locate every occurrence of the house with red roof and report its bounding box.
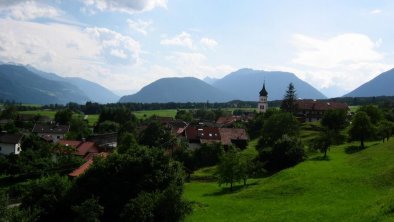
[295,100,349,122]
[181,125,249,149]
[58,139,100,160]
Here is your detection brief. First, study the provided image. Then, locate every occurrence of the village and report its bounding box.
[0,82,351,179]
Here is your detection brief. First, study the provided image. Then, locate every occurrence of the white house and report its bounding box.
[0,133,23,155]
[32,124,70,143]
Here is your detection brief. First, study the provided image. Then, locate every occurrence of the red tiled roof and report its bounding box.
[58,140,99,156]
[185,126,221,141]
[68,159,93,177]
[216,116,240,125]
[219,128,249,145]
[295,100,348,111]
[68,152,109,177]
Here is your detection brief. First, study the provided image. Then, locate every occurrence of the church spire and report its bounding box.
[259,81,268,97]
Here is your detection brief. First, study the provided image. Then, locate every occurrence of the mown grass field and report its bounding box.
[184,139,394,222]
[132,109,178,119]
[19,110,99,126]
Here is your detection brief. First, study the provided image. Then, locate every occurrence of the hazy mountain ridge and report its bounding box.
[344,68,394,97]
[0,64,89,104]
[119,77,233,103]
[0,64,119,104]
[27,66,119,103]
[120,68,327,103]
[212,68,327,101]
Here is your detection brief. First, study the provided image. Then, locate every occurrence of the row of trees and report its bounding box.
[1,146,192,222]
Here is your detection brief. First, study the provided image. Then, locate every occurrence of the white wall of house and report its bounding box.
[38,133,65,143]
[0,142,21,155]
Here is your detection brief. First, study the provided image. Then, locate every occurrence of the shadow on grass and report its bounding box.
[204,182,259,196]
[345,145,364,154]
[310,156,330,161]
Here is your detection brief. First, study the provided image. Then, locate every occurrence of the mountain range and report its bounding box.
[344,68,394,97]
[2,63,394,105]
[0,64,119,104]
[120,69,327,103]
[119,77,232,103]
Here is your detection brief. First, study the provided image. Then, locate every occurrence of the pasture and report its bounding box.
[184,140,394,222]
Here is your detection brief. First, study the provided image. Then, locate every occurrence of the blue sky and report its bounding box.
[0,0,393,97]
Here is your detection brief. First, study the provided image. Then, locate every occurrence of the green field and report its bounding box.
[184,139,394,222]
[132,109,178,119]
[19,110,99,126]
[19,110,57,118]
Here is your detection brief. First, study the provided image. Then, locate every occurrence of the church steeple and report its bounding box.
[259,81,268,97]
[258,81,268,113]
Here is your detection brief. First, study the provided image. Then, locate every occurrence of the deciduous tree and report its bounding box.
[349,111,374,149]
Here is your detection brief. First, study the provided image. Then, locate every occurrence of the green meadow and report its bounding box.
[132,109,178,119]
[184,139,394,222]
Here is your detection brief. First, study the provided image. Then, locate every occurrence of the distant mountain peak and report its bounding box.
[344,68,394,97]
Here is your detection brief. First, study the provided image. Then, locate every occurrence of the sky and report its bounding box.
[0,0,393,97]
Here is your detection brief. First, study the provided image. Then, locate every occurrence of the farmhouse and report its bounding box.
[32,124,70,143]
[181,126,249,149]
[58,139,100,160]
[295,100,349,122]
[0,133,23,155]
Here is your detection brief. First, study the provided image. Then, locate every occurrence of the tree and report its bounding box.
[310,129,336,158]
[258,111,300,149]
[70,146,191,221]
[377,120,394,142]
[280,83,297,113]
[259,135,304,171]
[321,109,348,132]
[71,197,104,222]
[18,175,72,221]
[358,105,384,125]
[193,143,224,168]
[138,121,171,148]
[349,111,375,149]
[217,147,242,191]
[55,108,73,125]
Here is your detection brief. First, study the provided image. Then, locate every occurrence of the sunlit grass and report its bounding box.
[184,139,394,221]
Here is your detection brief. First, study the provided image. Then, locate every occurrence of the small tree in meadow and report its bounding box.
[217,147,242,191]
[349,111,374,149]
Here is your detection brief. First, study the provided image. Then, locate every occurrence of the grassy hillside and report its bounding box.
[184,140,394,221]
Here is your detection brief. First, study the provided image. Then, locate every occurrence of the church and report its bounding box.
[258,82,268,113]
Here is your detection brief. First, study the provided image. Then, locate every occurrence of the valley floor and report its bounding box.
[184,140,394,222]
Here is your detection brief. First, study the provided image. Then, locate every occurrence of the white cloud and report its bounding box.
[160,32,194,49]
[127,19,152,35]
[0,19,143,91]
[165,52,234,79]
[200,37,218,48]
[292,33,383,69]
[371,9,382,14]
[85,27,141,63]
[0,1,61,20]
[82,0,167,14]
[289,33,391,95]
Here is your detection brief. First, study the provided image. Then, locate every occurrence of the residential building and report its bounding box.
[32,124,70,143]
[0,133,23,155]
[295,100,349,122]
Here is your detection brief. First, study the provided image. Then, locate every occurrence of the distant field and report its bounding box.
[132,109,178,119]
[349,105,360,112]
[19,110,57,118]
[19,110,99,126]
[184,139,394,222]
